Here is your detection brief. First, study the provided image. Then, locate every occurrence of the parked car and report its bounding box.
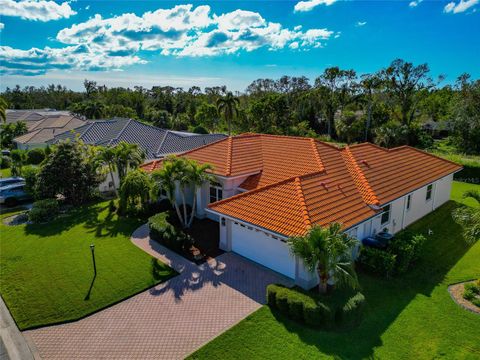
[1,149,11,156]
[0,177,25,188]
[0,183,32,207]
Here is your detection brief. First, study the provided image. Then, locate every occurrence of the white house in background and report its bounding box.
[49,118,226,192]
[141,134,462,289]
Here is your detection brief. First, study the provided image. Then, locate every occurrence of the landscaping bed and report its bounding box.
[148,210,223,264]
[449,280,480,314]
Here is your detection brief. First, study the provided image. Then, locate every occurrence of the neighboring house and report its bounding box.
[141,134,461,289]
[13,115,87,150]
[50,118,226,192]
[5,109,74,131]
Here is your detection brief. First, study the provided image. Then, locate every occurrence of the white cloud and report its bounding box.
[409,0,423,7]
[0,23,4,31]
[294,0,337,13]
[444,0,478,13]
[356,21,367,27]
[2,4,336,76]
[85,5,90,10]
[0,0,76,21]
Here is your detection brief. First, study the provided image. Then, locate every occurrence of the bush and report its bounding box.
[28,199,59,224]
[266,284,361,330]
[337,292,366,328]
[1,155,11,169]
[26,148,45,165]
[22,165,39,197]
[192,125,209,134]
[359,247,396,277]
[148,211,187,251]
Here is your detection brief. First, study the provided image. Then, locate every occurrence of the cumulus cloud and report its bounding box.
[0,0,76,21]
[294,0,337,13]
[409,0,423,7]
[444,0,478,13]
[0,23,4,31]
[356,21,367,27]
[2,4,335,76]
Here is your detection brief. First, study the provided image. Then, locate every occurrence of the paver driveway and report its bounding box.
[25,224,292,359]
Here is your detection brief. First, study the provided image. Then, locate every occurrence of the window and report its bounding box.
[209,181,223,203]
[381,204,391,225]
[426,184,433,201]
[406,194,411,211]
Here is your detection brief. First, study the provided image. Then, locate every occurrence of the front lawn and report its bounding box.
[0,201,177,330]
[189,181,480,359]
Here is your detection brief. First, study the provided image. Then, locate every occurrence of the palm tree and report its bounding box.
[452,190,480,245]
[360,74,383,141]
[152,157,185,226]
[186,160,213,228]
[0,97,8,123]
[115,142,145,180]
[288,223,359,294]
[217,91,239,136]
[96,147,118,195]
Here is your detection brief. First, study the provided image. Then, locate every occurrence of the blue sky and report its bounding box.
[0,0,479,91]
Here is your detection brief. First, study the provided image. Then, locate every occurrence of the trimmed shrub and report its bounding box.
[26,148,45,165]
[389,233,426,274]
[337,292,366,328]
[1,155,11,169]
[28,199,59,224]
[148,211,187,252]
[275,290,289,314]
[287,297,304,321]
[359,247,396,277]
[303,302,323,328]
[266,284,279,308]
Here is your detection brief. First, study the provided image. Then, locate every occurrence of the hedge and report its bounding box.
[148,211,191,252]
[359,247,396,277]
[267,284,365,329]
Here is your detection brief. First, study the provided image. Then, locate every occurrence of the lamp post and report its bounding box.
[90,244,97,275]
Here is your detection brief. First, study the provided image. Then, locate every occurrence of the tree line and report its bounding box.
[1,58,479,154]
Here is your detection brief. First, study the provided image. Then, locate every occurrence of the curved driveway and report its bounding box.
[25,224,292,359]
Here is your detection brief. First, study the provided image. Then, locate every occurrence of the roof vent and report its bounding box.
[361,159,370,167]
[320,182,329,190]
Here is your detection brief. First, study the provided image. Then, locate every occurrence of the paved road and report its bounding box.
[25,224,292,359]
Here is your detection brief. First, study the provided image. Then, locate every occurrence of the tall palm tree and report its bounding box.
[288,223,359,294]
[360,74,383,142]
[115,142,145,180]
[152,157,185,226]
[96,147,118,195]
[217,91,239,136]
[0,97,7,123]
[186,160,213,228]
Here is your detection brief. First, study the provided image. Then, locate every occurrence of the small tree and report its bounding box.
[10,149,27,177]
[115,142,145,181]
[26,148,45,165]
[96,147,118,195]
[118,170,152,215]
[217,92,239,135]
[186,160,213,227]
[35,139,99,205]
[452,190,480,245]
[288,223,359,294]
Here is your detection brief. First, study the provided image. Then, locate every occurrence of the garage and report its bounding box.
[231,221,296,279]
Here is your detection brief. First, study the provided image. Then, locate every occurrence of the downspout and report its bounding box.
[401,195,407,230]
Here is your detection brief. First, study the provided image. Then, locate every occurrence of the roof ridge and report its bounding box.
[112,118,132,142]
[226,137,233,176]
[310,138,324,171]
[342,146,380,206]
[177,136,230,158]
[294,177,312,230]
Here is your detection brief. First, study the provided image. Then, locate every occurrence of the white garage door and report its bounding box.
[231,222,296,279]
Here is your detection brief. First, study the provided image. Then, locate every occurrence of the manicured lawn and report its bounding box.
[0,202,176,330]
[0,167,11,178]
[190,181,480,359]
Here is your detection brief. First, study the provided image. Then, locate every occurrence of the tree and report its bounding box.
[118,170,152,215]
[22,165,39,198]
[452,190,480,245]
[359,74,383,141]
[115,142,145,181]
[217,91,239,135]
[10,149,27,176]
[35,139,99,205]
[194,102,218,132]
[186,160,213,227]
[287,223,359,294]
[0,122,28,149]
[96,147,119,196]
[315,67,358,138]
[0,96,8,123]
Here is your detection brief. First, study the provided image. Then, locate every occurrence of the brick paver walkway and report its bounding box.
[25,224,292,359]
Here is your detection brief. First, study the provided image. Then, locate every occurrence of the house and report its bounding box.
[5,109,74,131]
[13,115,87,150]
[50,118,226,192]
[141,134,462,289]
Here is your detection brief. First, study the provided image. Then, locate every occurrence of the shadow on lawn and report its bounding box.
[268,201,473,359]
[23,202,141,238]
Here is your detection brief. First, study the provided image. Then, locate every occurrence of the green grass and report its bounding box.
[0,167,11,178]
[0,201,177,330]
[190,181,480,360]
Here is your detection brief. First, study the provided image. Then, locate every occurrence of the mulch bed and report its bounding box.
[2,212,29,226]
[448,281,480,314]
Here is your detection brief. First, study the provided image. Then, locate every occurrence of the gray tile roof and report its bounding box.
[50,118,227,160]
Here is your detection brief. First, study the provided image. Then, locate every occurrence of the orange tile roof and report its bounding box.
[141,134,462,236]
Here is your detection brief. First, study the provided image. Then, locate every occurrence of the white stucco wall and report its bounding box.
[98,170,120,193]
